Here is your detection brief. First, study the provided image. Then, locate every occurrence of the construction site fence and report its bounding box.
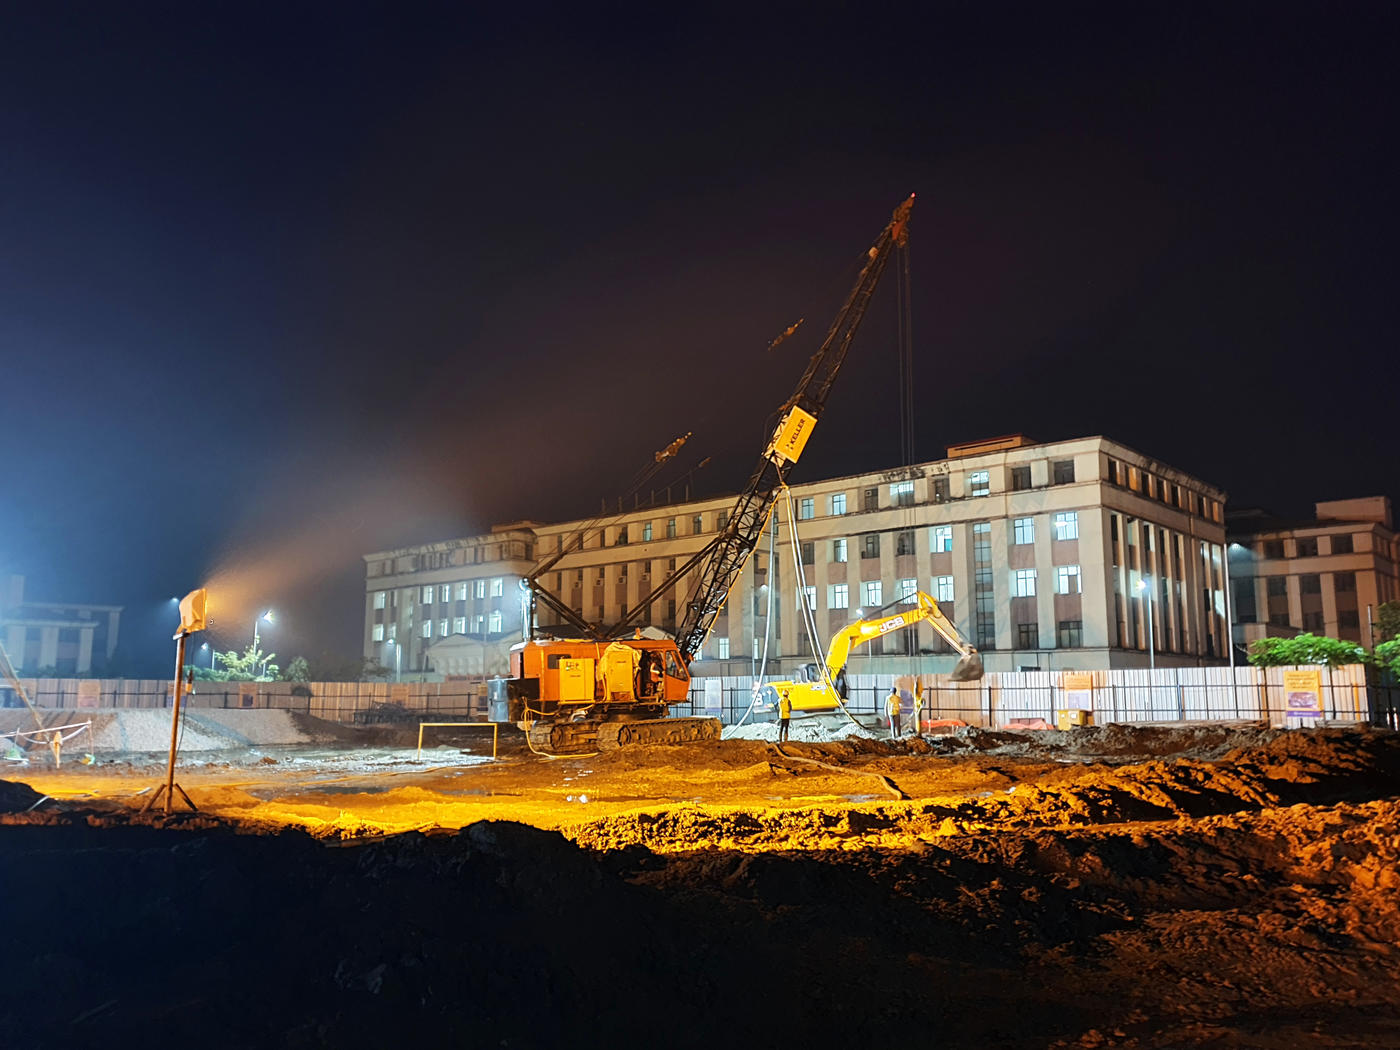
[2,666,1395,731]
[0,679,492,724]
[674,664,1396,730]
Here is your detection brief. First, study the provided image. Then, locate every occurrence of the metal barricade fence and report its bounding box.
[0,666,1382,729]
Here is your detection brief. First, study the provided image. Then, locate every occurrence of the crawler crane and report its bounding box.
[490,196,916,754]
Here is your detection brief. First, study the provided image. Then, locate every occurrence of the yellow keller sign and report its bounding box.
[766,407,817,466]
[1283,669,1324,719]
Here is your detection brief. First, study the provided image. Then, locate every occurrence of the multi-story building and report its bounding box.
[0,574,123,674]
[365,435,1229,677]
[1228,497,1399,647]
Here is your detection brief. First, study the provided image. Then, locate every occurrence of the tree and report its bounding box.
[1247,633,1366,668]
[210,643,280,682]
[285,656,310,683]
[1373,638,1400,678]
[1376,601,1400,644]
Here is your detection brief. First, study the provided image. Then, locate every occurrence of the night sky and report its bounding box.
[3,2,1396,673]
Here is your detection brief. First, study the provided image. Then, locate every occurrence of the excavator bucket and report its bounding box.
[950,651,984,682]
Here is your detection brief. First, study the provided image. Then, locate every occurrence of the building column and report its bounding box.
[38,626,59,669]
[77,628,95,674]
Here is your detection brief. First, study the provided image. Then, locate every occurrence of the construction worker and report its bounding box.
[777,690,792,743]
[912,686,924,737]
[885,687,902,738]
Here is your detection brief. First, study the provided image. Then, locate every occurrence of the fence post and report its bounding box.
[1176,667,1185,722]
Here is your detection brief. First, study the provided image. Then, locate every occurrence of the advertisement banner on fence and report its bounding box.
[1061,672,1094,711]
[703,678,722,713]
[76,680,101,709]
[1283,669,1323,719]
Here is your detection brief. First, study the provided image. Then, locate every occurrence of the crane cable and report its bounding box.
[780,484,863,730]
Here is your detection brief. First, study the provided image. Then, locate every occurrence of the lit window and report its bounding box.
[372,624,385,641]
[473,615,485,632]
[863,580,883,607]
[421,621,433,638]
[804,586,817,610]
[717,637,730,660]
[373,591,386,610]
[388,624,397,641]
[642,523,653,541]
[1011,569,1037,597]
[828,583,849,609]
[453,616,466,634]
[422,586,434,604]
[440,585,451,603]
[488,610,502,633]
[455,582,468,600]
[1053,512,1079,540]
[830,493,847,515]
[1054,565,1081,595]
[474,580,486,599]
[438,619,449,637]
[933,576,954,602]
[898,579,917,604]
[832,538,848,563]
[890,480,915,506]
[1013,517,1035,545]
[490,578,504,597]
[798,498,815,520]
[968,471,989,497]
[931,526,953,553]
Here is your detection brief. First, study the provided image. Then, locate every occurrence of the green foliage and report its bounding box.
[285,656,310,683]
[301,652,392,681]
[1376,601,1400,644]
[1247,633,1366,668]
[1374,638,1400,678]
[211,643,280,682]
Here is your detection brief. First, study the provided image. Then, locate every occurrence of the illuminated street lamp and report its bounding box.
[200,641,214,671]
[1137,578,1155,671]
[252,610,273,678]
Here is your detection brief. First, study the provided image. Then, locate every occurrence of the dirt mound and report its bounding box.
[566,728,1400,854]
[0,779,43,812]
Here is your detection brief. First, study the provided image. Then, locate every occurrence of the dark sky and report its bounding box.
[3,2,1396,672]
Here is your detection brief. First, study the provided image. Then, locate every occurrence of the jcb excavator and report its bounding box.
[759,591,983,714]
[490,195,916,754]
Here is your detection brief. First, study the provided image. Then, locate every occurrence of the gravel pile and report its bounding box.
[724,717,879,742]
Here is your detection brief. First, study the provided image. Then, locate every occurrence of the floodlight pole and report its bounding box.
[142,593,207,812]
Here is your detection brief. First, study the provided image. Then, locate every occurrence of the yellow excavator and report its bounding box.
[760,590,983,713]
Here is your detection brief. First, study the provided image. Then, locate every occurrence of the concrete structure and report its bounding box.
[365,435,1229,677]
[1228,497,1400,647]
[0,574,122,674]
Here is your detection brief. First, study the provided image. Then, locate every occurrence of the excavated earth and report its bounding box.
[2,721,1399,1048]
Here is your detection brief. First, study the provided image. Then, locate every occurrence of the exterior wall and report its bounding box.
[1228,498,1400,647]
[0,575,122,674]
[364,435,1229,678]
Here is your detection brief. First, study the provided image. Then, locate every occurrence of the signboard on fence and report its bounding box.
[1283,669,1323,719]
[76,680,101,709]
[239,682,257,709]
[390,683,410,705]
[703,678,722,714]
[1061,672,1094,711]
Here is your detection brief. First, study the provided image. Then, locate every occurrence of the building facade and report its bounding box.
[364,435,1229,678]
[0,574,123,674]
[1228,497,1400,647]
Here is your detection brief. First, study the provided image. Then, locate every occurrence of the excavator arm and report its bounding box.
[824,591,983,682]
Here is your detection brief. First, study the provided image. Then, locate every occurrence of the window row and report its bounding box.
[1258,533,1356,559]
[371,610,504,642]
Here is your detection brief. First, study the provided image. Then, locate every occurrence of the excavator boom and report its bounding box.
[824,591,983,682]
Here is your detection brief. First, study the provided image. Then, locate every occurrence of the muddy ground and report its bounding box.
[3,721,1399,1048]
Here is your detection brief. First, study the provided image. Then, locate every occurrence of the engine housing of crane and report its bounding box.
[490,637,692,724]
